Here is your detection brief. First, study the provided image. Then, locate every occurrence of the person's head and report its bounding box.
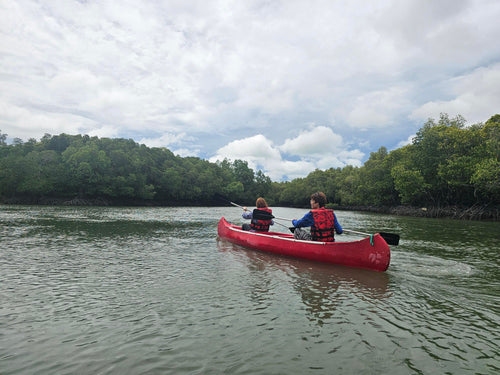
[256,197,268,208]
[310,192,327,208]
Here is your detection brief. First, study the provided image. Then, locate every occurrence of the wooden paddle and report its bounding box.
[252,210,400,245]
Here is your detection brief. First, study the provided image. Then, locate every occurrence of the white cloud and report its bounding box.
[1,0,499,180]
[346,86,411,129]
[280,126,343,156]
[210,128,364,180]
[396,134,416,149]
[87,125,120,139]
[410,63,500,124]
[139,132,194,149]
[172,148,200,158]
[0,102,95,140]
[210,134,282,169]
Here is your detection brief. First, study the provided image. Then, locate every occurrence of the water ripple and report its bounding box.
[1,206,498,374]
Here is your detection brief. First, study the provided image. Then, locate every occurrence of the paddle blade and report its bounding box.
[380,232,400,246]
[289,227,295,233]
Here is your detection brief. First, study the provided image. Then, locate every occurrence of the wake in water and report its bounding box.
[393,251,474,277]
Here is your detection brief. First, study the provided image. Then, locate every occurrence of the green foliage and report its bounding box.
[391,165,428,205]
[356,147,399,206]
[0,133,276,204]
[0,130,7,146]
[471,158,500,202]
[0,113,498,207]
[266,113,499,208]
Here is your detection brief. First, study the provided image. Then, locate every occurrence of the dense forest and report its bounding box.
[1,113,499,219]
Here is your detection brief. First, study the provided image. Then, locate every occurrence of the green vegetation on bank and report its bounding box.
[272,114,500,210]
[0,133,272,205]
[1,114,499,218]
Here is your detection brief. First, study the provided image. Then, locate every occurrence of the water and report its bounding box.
[0,206,498,374]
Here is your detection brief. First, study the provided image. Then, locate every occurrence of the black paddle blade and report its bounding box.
[252,209,275,221]
[289,227,295,233]
[380,232,400,246]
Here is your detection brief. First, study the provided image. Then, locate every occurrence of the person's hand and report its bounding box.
[243,206,248,211]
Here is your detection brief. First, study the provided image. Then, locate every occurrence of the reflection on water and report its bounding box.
[217,240,391,325]
[1,205,498,375]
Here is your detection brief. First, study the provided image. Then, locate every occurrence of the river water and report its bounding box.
[0,205,498,374]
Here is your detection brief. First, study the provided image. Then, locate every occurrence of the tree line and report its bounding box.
[271,114,500,210]
[1,113,499,212]
[0,133,272,205]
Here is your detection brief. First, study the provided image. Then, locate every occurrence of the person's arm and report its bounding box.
[242,211,253,219]
[333,213,343,234]
[292,212,314,227]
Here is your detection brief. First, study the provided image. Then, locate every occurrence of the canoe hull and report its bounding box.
[217,217,390,272]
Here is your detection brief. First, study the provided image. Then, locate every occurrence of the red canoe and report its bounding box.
[217,217,390,272]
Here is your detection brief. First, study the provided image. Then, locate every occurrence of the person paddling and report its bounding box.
[242,197,274,232]
[292,192,343,241]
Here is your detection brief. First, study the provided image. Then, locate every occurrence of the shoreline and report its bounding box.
[332,204,500,221]
[1,197,498,221]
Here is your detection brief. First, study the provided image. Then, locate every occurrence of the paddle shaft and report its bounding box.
[229,202,290,220]
[229,201,248,211]
[342,229,371,237]
[252,211,298,223]
[272,221,294,230]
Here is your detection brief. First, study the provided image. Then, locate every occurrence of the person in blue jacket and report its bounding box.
[292,192,342,242]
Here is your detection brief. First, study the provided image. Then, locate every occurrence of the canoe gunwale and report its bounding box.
[225,222,369,246]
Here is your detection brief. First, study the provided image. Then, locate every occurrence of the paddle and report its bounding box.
[252,210,400,245]
[342,229,400,246]
[272,220,296,231]
[227,201,249,211]
[223,200,295,233]
[251,210,293,222]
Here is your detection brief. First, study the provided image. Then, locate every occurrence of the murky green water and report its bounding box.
[1,206,498,374]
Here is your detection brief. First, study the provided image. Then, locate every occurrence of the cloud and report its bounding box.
[139,132,193,149]
[371,0,500,67]
[345,86,412,129]
[172,148,200,158]
[209,134,282,172]
[396,134,416,149]
[1,0,499,180]
[0,102,95,140]
[210,127,363,181]
[280,126,343,155]
[87,125,120,139]
[410,63,500,124]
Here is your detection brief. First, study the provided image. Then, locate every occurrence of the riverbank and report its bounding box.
[0,196,203,207]
[332,204,500,221]
[1,196,498,221]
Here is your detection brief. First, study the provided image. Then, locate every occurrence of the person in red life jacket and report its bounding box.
[241,197,274,232]
[292,192,343,241]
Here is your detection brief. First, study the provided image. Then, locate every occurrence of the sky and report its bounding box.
[1,0,500,181]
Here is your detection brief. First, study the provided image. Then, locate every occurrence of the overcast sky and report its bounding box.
[1,0,499,180]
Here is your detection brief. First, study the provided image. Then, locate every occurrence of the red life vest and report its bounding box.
[251,207,273,232]
[310,208,336,242]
